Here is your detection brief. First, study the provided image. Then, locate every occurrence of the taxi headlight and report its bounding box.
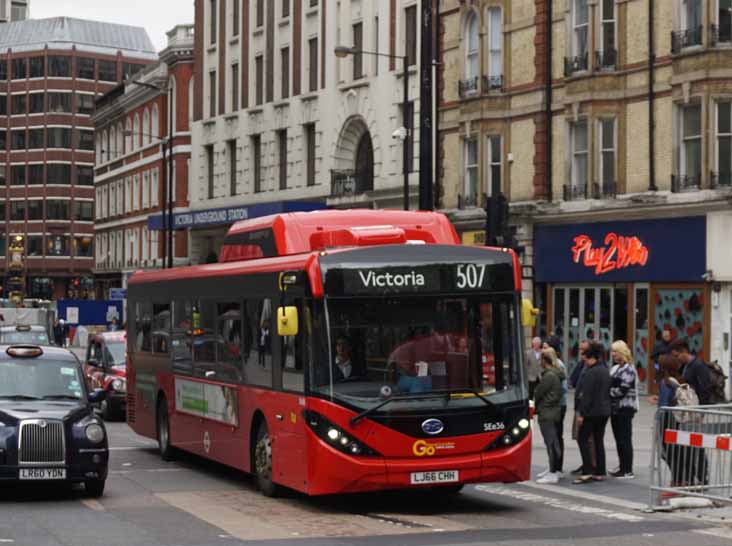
[85,423,105,444]
[112,379,126,392]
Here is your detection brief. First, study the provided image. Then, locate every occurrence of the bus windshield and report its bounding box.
[313,294,522,408]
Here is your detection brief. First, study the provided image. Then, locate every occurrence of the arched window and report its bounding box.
[133,114,140,149]
[116,123,124,158]
[143,109,150,146]
[96,134,103,164]
[151,104,160,140]
[464,12,479,83]
[103,130,110,163]
[125,117,132,152]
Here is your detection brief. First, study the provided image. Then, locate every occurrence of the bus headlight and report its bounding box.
[304,410,380,457]
[487,417,530,450]
[85,424,105,444]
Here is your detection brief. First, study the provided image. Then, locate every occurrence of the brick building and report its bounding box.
[0,17,155,299]
[0,0,29,23]
[92,25,195,297]
[438,0,732,396]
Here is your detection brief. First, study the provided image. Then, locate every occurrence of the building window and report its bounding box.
[142,172,150,208]
[74,201,94,222]
[282,0,289,18]
[27,237,43,257]
[281,47,289,99]
[12,58,26,80]
[597,0,617,68]
[374,16,380,75]
[566,0,589,74]
[674,103,702,191]
[308,38,318,92]
[353,23,363,80]
[405,5,417,67]
[402,101,414,172]
[231,63,239,111]
[47,235,69,256]
[75,129,95,151]
[570,120,589,198]
[0,61,7,81]
[228,139,237,195]
[74,236,94,258]
[251,135,262,192]
[77,57,95,79]
[29,57,43,78]
[715,0,732,44]
[47,200,70,221]
[232,0,240,36]
[464,137,479,206]
[464,12,479,89]
[152,169,159,206]
[305,123,316,186]
[255,55,264,105]
[77,93,95,115]
[10,129,25,150]
[47,128,72,149]
[98,60,117,82]
[48,92,72,113]
[28,164,43,185]
[47,164,71,185]
[209,70,217,117]
[716,102,732,187]
[486,7,503,87]
[598,118,616,195]
[28,129,44,150]
[0,95,6,116]
[206,145,215,199]
[10,201,25,220]
[27,200,43,221]
[257,0,264,27]
[11,94,26,115]
[210,0,218,44]
[278,129,287,190]
[78,165,94,186]
[48,56,71,78]
[29,93,44,114]
[487,135,502,196]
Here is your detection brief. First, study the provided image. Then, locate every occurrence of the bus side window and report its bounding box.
[172,300,193,373]
[242,298,272,387]
[152,303,171,354]
[281,299,306,393]
[191,301,217,376]
[136,301,153,352]
[214,301,243,383]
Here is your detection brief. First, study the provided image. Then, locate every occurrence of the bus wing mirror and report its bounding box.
[521,299,539,327]
[277,306,299,337]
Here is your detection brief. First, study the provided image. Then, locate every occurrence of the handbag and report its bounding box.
[674,383,701,424]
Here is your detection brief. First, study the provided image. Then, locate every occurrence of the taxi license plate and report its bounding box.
[19,468,66,480]
[410,470,459,485]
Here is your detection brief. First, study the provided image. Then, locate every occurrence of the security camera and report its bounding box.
[392,126,408,141]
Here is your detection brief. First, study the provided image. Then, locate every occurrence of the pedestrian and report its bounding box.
[573,342,611,484]
[652,353,686,493]
[525,337,543,399]
[535,348,566,484]
[544,337,568,474]
[109,317,119,331]
[570,339,595,476]
[609,340,638,479]
[53,318,65,347]
[670,339,713,405]
[651,327,676,363]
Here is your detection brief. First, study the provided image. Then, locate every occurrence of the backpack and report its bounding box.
[705,360,729,404]
[673,383,701,424]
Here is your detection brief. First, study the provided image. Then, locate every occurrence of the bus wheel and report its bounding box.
[157,398,176,461]
[254,423,279,497]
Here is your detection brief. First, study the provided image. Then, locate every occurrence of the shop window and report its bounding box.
[242,298,272,387]
[463,136,478,207]
[27,200,43,221]
[46,200,70,221]
[48,92,72,113]
[10,201,25,221]
[27,236,43,257]
[47,164,71,185]
[98,60,117,82]
[29,57,44,78]
[27,164,43,185]
[48,56,71,78]
[77,57,95,80]
[28,128,44,150]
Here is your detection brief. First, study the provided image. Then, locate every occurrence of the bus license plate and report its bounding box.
[410,470,459,485]
[19,468,66,480]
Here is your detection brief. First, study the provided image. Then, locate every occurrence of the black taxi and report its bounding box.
[0,345,109,496]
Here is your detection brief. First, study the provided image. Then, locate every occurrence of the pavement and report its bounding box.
[530,396,732,526]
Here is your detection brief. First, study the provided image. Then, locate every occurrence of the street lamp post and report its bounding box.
[125,78,174,269]
[335,46,410,211]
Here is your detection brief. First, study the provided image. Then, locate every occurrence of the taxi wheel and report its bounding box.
[254,423,280,497]
[85,479,105,498]
[157,398,176,461]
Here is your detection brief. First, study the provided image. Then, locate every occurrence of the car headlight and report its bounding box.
[85,423,105,444]
[111,378,126,392]
[303,410,380,457]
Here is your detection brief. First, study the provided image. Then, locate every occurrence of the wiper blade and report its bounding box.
[0,395,42,400]
[41,394,81,401]
[350,393,446,426]
[431,389,495,407]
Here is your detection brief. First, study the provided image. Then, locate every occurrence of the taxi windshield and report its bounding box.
[0,331,49,345]
[104,342,126,367]
[0,359,84,400]
[312,295,522,408]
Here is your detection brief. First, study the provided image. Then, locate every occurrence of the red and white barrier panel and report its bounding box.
[664,429,732,451]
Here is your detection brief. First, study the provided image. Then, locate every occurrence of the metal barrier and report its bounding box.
[649,404,732,510]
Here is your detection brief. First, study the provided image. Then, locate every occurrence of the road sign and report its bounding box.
[109,288,127,300]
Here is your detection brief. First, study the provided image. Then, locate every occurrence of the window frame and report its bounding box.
[716,100,732,184]
[572,0,590,59]
[570,119,590,194]
[463,136,479,207]
[486,134,502,197]
[598,117,617,192]
[679,102,702,182]
[486,6,503,79]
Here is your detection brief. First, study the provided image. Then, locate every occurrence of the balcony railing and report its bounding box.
[330,169,372,197]
[482,75,504,93]
[458,77,479,98]
[595,49,617,70]
[711,23,732,45]
[711,171,732,188]
[671,26,703,54]
[564,53,588,77]
[593,181,617,199]
[563,183,589,201]
[671,173,701,192]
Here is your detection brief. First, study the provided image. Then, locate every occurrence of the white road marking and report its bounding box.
[519,481,649,512]
[110,468,183,474]
[81,499,105,512]
[109,446,156,451]
[0,539,15,543]
[475,485,645,522]
[693,528,732,541]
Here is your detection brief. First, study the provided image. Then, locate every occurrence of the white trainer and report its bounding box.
[537,472,560,484]
[537,468,551,479]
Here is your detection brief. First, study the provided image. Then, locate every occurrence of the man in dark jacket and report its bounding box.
[652,328,676,361]
[671,339,713,405]
[574,342,611,482]
[534,351,566,484]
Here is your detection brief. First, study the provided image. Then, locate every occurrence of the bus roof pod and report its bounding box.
[219,210,460,263]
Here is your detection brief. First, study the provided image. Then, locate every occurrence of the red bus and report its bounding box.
[126,210,531,496]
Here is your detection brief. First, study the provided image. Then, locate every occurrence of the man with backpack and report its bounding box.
[670,339,728,405]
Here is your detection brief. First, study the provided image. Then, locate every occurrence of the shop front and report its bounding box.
[534,216,709,393]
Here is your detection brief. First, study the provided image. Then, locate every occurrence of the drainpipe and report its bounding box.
[648,0,657,191]
[546,0,553,202]
[434,0,442,210]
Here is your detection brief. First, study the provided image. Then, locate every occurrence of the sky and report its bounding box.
[29,0,195,53]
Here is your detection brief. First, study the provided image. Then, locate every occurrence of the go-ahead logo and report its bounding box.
[412,439,456,457]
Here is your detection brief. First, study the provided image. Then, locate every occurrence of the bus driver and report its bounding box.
[333,336,355,382]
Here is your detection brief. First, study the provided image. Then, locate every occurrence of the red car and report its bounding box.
[83,332,127,420]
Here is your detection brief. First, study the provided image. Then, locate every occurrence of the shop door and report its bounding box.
[633,285,650,394]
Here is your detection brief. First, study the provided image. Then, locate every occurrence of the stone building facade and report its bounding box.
[439,0,732,396]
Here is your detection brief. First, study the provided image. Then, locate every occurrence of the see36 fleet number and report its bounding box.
[456,264,487,289]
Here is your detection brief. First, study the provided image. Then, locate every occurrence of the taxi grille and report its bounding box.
[18,420,65,464]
